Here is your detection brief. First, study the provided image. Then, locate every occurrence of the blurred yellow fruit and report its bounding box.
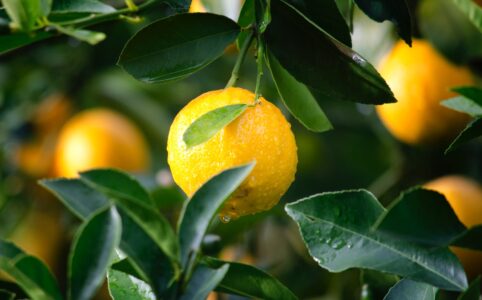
[9,207,64,272]
[376,39,474,145]
[220,245,255,265]
[167,87,297,220]
[425,175,482,277]
[189,0,207,13]
[54,109,150,178]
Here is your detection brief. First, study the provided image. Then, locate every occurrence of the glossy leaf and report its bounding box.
[452,225,482,251]
[283,0,351,46]
[286,190,467,291]
[375,188,467,246]
[3,0,41,31]
[40,178,109,219]
[383,279,437,300]
[204,257,298,300]
[54,26,106,45]
[118,13,240,83]
[458,276,481,300]
[178,163,254,268]
[183,104,248,148]
[80,169,153,206]
[52,0,116,14]
[267,50,332,132]
[69,206,121,300]
[354,0,412,45]
[108,269,155,300]
[0,240,62,300]
[179,264,229,300]
[266,0,395,105]
[445,117,482,154]
[0,31,54,55]
[452,0,482,32]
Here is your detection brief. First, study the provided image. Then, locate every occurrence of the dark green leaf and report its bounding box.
[236,0,255,49]
[266,50,332,132]
[179,264,229,300]
[452,0,482,32]
[0,240,62,300]
[285,190,467,291]
[445,117,482,154]
[204,257,298,300]
[361,270,399,300]
[454,86,482,102]
[69,206,122,300]
[458,276,481,300]
[111,259,143,280]
[375,188,467,246]
[52,0,116,14]
[383,279,437,300]
[80,169,153,207]
[335,0,355,32]
[3,0,42,31]
[266,0,395,105]
[118,13,240,83]
[452,225,482,251]
[354,0,412,45]
[0,31,53,55]
[108,269,155,300]
[418,0,482,64]
[178,163,254,268]
[282,0,352,46]
[183,104,248,148]
[54,26,106,45]
[39,178,109,219]
[0,289,15,300]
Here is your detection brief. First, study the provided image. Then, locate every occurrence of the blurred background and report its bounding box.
[0,0,481,299]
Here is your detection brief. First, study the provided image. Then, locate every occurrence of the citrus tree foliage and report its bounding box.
[0,0,482,299]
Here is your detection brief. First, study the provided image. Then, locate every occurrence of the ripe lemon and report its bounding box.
[167,87,297,220]
[424,175,482,278]
[54,109,150,178]
[189,0,207,13]
[376,39,474,145]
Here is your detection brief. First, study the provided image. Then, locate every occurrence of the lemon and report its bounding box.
[167,87,297,220]
[376,39,474,145]
[189,0,207,13]
[425,175,482,278]
[54,108,150,177]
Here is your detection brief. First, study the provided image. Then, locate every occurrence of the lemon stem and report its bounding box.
[254,37,264,104]
[225,30,255,88]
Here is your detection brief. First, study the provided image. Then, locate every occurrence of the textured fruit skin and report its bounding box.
[54,109,150,177]
[425,175,482,278]
[167,88,297,219]
[376,39,474,145]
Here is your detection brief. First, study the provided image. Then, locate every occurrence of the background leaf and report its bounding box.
[445,117,482,154]
[183,104,248,148]
[68,206,122,300]
[383,279,437,300]
[0,31,54,55]
[2,0,42,31]
[118,13,240,83]
[179,264,229,300]
[458,276,481,300]
[54,26,106,45]
[452,0,482,32]
[51,0,116,14]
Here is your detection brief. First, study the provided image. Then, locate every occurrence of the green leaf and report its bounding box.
[383,279,437,300]
[452,0,482,32]
[266,50,332,132]
[0,240,62,300]
[282,0,352,46]
[108,269,155,300]
[266,0,395,105]
[52,0,116,14]
[452,225,482,251]
[361,270,399,299]
[285,190,467,291]
[445,117,482,154]
[111,259,143,280]
[80,169,154,207]
[458,276,481,300]
[183,104,248,148]
[454,86,482,102]
[179,264,229,300]
[39,178,109,219]
[236,0,255,49]
[204,257,298,300]
[40,0,52,16]
[178,163,254,268]
[3,0,42,31]
[375,188,467,246]
[418,0,482,64]
[353,0,412,45]
[442,87,482,117]
[0,31,53,55]
[118,13,240,83]
[69,206,121,300]
[54,26,106,45]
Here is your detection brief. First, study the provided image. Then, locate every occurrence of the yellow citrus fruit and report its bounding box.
[167,87,297,220]
[189,0,207,13]
[54,108,150,178]
[424,175,482,278]
[376,39,474,145]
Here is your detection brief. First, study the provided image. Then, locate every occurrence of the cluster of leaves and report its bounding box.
[0,164,299,300]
